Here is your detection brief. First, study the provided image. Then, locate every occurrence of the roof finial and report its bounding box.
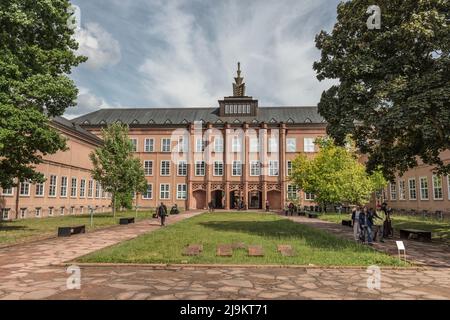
[233,62,245,97]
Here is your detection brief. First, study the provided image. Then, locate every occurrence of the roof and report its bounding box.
[51,116,103,144]
[72,107,325,126]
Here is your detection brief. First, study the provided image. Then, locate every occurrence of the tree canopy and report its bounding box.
[314,0,450,180]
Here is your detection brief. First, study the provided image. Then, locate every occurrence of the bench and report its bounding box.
[119,217,135,225]
[308,213,319,219]
[341,219,352,227]
[399,229,432,242]
[58,225,86,237]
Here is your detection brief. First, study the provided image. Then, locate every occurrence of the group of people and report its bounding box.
[351,205,392,245]
[284,202,298,216]
[155,202,180,226]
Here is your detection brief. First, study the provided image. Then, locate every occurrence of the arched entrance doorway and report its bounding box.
[193,190,206,209]
[248,191,262,209]
[211,190,224,209]
[267,190,281,210]
[230,190,243,209]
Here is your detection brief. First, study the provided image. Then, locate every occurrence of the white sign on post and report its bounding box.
[396,241,405,250]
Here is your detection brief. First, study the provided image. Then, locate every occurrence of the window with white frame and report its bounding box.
[304,138,315,153]
[60,177,68,197]
[196,138,205,152]
[214,137,224,152]
[35,181,44,197]
[177,184,187,200]
[80,179,86,198]
[101,186,106,199]
[287,161,293,176]
[269,160,279,176]
[390,183,397,200]
[177,161,187,176]
[160,161,170,176]
[250,161,260,176]
[35,208,41,218]
[161,138,171,152]
[195,161,206,176]
[95,181,100,198]
[432,175,443,200]
[144,138,154,152]
[142,184,153,199]
[160,184,170,199]
[177,136,187,152]
[399,180,406,200]
[232,137,241,152]
[1,188,13,196]
[60,207,65,216]
[20,181,30,196]
[408,178,417,200]
[287,185,298,200]
[420,177,429,200]
[268,138,278,153]
[49,175,57,197]
[2,208,10,220]
[305,192,315,201]
[70,207,75,214]
[20,208,26,219]
[249,138,259,153]
[88,180,94,198]
[48,207,54,216]
[70,178,77,198]
[144,160,153,176]
[286,138,296,152]
[214,161,223,176]
[130,138,138,152]
[232,161,242,176]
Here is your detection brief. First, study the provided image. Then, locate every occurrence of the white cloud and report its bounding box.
[64,87,110,119]
[75,22,122,69]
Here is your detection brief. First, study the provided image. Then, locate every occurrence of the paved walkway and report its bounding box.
[285,215,450,268]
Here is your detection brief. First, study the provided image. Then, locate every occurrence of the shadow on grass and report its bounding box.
[199,219,362,250]
[0,225,30,231]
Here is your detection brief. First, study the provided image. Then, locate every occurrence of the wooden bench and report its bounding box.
[58,225,86,237]
[308,213,319,219]
[341,219,352,227]
[119,217,135,225]
[399,229,432,242]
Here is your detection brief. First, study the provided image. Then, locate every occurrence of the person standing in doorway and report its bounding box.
[158,202,167,226]
[351,206,361,241]
[265,200,270,212]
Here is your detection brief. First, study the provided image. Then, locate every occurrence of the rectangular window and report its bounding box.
[144,160,153,176]
[142,184,153,199]
[196,139,205,152]
[268,138,278,153]
[408,178,417,200]
[2,208,10,220]
[214,137,224,152]
[250,161,261,176]
[420,177,429,200]
[130,138,138,152]
[95,181,100,198]
[286,138,296,152]
[160,184,170,200]
[249,138,259,153]
[144,138,154,152]
[177,137,187,152]
[398,180,406,200]
[48,207,54,216]
[214,161,224,176]
[60,177,68,197]
[160,161,170,176]
[35,181,44,197]
[20,181,30,196]
[390,183,397,200]
[70,178,77,198]
[232,137,241,152]
[177,184,187,200]
[35,208,41,218]
[305,192,315,201]
[20,208,27,219]
[287,161,293,176]
[88,180,94,198]
[269,160,279,176]
[49,175,57,197]
[1,188,13,196]
[161,138,171,152]
[60,207,65,216]
[287,185,298,200]
[232,161,242,176]
[432,175,443,200]
[195,161,206,176]
[79,179,86,198]
[304,138,315,153]
[177,161,187,176]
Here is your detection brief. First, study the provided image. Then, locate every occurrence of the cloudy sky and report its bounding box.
[65,0,341,119]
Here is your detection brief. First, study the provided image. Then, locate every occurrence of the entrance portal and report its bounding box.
[230,190,243,209]
[193,190,206,210]
[211,190,224,209]
[248,191,262,209]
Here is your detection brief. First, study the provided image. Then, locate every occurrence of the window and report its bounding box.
[70,178,77,198]
[287,161,293,176]
[142,184,153,199]
[286,138,296,152]
[88,180,94,198]
[178,161,187,176]
[49,175,57,197]
[20,181,30,196]
[20,208,27,219]
[1,188,13,196]
[249,138,259,153]
[130,138,138,152]
[177,184,187,200]
[80,207,84,214]
[390,183,397,200]
[161,138,171,152]
[60,207,65,216]
[214,161,223,176]
[214,137,224,152]
[304,138,315,153]
[1,208,10,220]
[250,161,261,176]
[35,208,41,218]
[305,192,315,201]
[60,177,68,197]
[195,161,206,176]
[144,138,154,152]
[232,161,242,176]
[269,161,279,176]
[196,139,205,152]
[177,137,188,152]
[95,181,100,198]
[268,138,278,153]
[160,161,170,176]
[287,185,298,200]
[232,137,241,152]
[80,179,86,198]
[408,178,417,200]
[144,160,153,176]
[160,184,170,200]
[399,180,406,200]
[432,175,443,200]
[35,182,44,197]
[225,105,230,114]
[48,207,54,216]
[420,177,429,200]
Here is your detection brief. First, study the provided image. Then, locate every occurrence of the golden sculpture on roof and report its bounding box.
[233,62,246,97]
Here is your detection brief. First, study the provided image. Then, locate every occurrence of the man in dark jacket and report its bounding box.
[158,202,168,226]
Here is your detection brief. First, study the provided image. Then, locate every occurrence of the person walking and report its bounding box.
[370,207,384,242]
[158,202,168,226]
[359,207,371,244]
[265,200,270,212]
[351,206,361,241]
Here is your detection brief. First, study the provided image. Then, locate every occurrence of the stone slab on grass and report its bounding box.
[216,244,233,257]
[248,245,264,257]
[277,245,295,257]
[182,244,203,256]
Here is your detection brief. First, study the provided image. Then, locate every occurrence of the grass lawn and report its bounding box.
[0,210,153,246]
[319,212,450,242]
[77,212,405,266]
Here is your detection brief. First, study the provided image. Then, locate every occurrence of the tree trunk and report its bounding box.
[15,185,19,220]
[112,192,116,218]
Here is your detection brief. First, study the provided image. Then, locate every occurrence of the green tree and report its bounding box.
[90,123,147,218]
[0,0,86,218]
[313,0,450,180]
[290,138,387,206]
